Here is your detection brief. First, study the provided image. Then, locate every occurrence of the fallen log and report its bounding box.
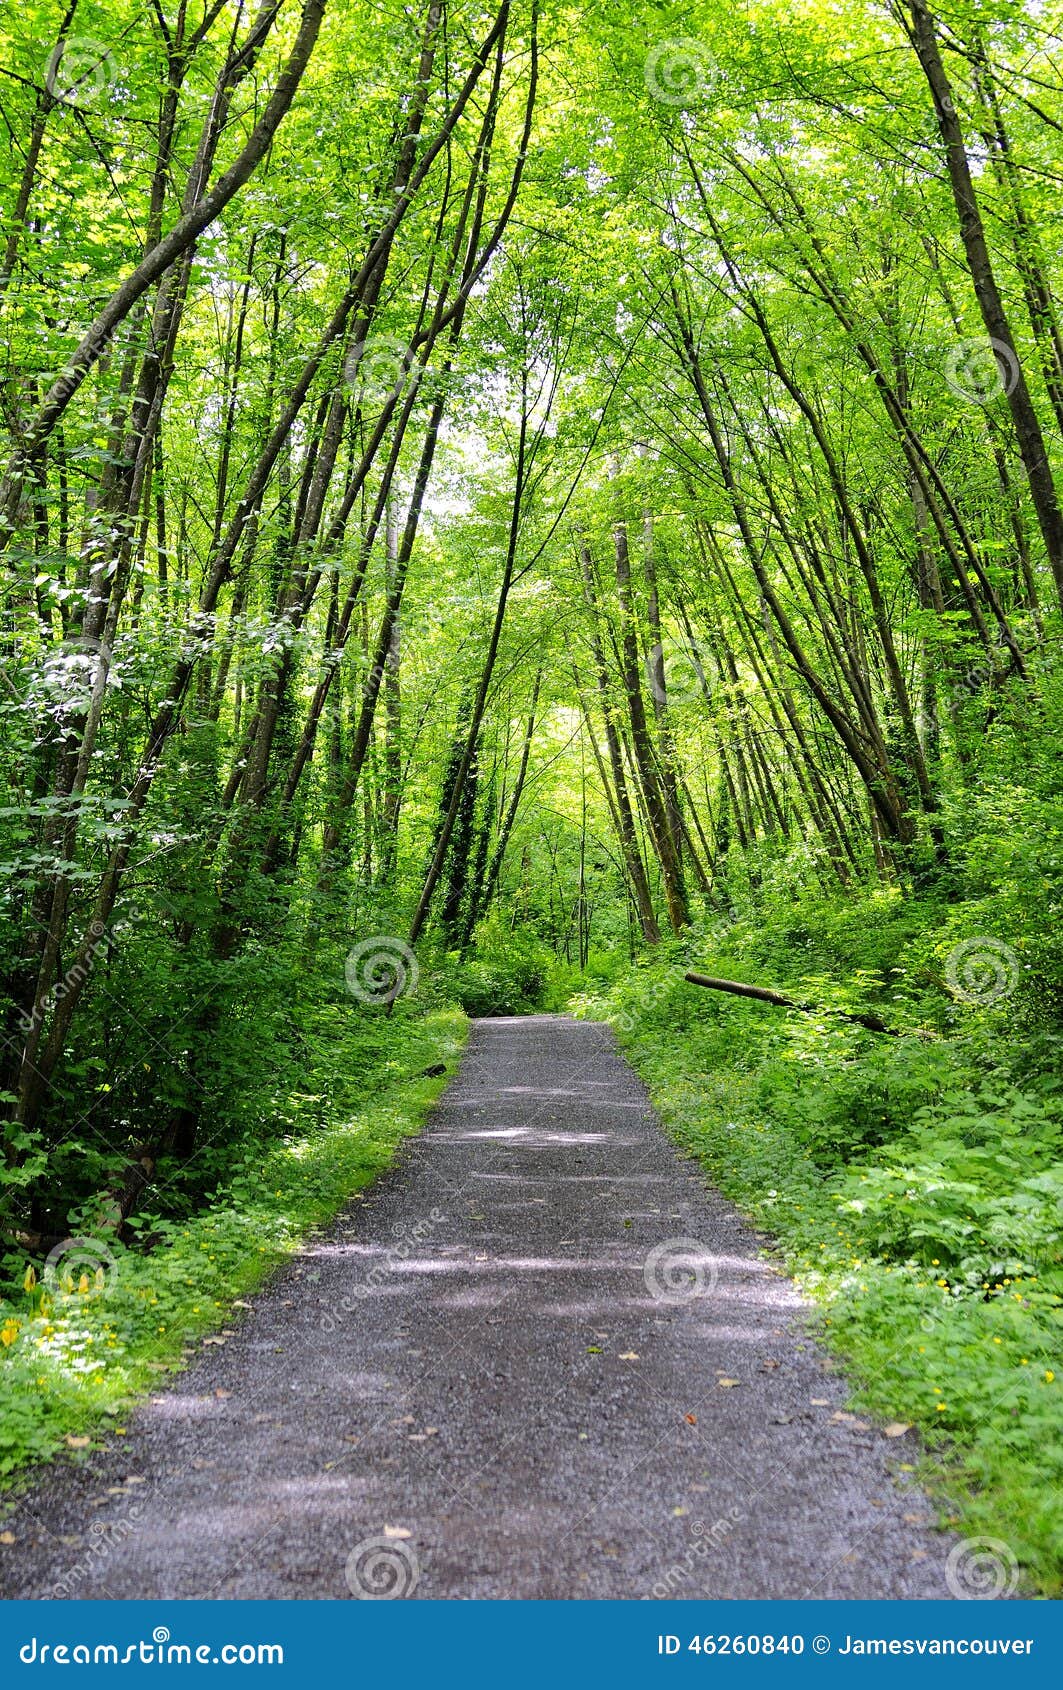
[683,971,903,1036]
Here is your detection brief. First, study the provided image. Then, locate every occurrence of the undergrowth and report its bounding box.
[569,887,1063,1596]
[0,1001,466,1484]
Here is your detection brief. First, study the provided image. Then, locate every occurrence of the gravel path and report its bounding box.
[3,1015,961,1600]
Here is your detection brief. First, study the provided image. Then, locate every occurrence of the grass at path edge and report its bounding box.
[566,974,1061,1599]
[0,1007,467,1494]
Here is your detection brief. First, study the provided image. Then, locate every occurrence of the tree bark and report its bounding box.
[904,0,1063,611]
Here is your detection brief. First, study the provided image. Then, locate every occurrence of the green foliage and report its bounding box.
[0,1006,466,1482]
[570,881,1063,1595]
[437,918,554,1017]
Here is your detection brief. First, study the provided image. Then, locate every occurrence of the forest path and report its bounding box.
[5,1016,959,1599]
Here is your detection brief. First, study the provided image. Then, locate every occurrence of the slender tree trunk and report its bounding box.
[904,0,1063,610]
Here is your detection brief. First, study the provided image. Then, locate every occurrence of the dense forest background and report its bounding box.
[0,0,1061,1589]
